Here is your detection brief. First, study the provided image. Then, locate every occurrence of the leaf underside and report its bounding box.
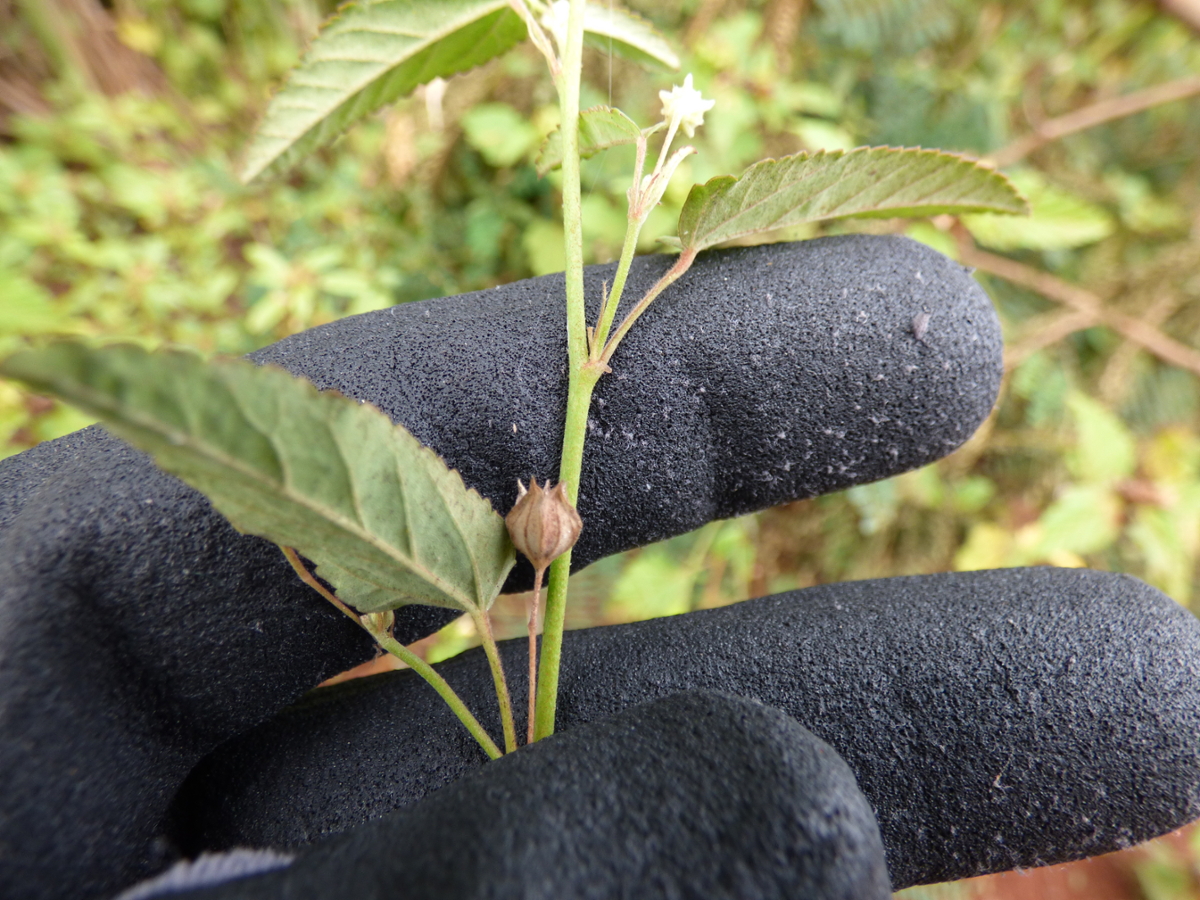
[580,3,679,71]
[241,0,526,184]
[677,146,1030,253]
[0,343,514,614]
[242,0,677,184]
[536,105,642,176]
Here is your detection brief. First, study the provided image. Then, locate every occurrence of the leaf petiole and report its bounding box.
[281,545,360,624]
[469,607,519,754]
[280,545,504,761]
[508,0,559,76]
[372,626,505,761]
[598,248,697,366]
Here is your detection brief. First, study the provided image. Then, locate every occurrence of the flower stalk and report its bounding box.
[506,479,583,743]
[529,0,715,738]
[533,0,590,742]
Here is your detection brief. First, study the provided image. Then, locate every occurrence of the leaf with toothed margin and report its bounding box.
[240,0,527,184]
[0,342,515,614]
[675,146,1029,254]
[580,3,679,70]
[241,0,676,184]
[536,106,643,176]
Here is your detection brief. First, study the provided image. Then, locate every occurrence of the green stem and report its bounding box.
[530,0,591,744]
[600,249,698,365]
[374,630,504,761]
[279,545,502,761]
[534,366,599,740]
[534,549,572,740]
[591,213,646,356]
[559,0,588,370]
[470,608,518,754]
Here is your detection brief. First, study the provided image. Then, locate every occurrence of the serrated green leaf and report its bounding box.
[241,0,527,184]
[581,3,679,70]
[242,0,676,184]
[677,146,1029,253]
[536,106,642,176]
[0,343,515,614]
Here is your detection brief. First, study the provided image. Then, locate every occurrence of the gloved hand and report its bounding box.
[1,235,1197,900]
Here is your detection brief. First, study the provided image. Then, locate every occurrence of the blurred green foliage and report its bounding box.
[1133,824,1200,900]
[2,2,1200,892]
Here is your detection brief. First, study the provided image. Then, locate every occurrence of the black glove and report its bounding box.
[166,566,1200,898]
[133,692,895,900]
[2,234,1196,900]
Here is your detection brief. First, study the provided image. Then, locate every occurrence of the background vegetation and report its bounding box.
[2,0,1199,896]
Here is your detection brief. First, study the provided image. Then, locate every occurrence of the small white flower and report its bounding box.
[658,74,715,138]
[541,0,570,51]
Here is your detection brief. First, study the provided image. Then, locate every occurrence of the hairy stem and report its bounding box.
[591,212,646,356]
[471,608,518,754]
[601,249,697,365]
[527,566,545,745]
[560,0,588,371]
[532,0,591,743]
[535,366,599,740]
[373,629,504,761]
[279,545,502,760]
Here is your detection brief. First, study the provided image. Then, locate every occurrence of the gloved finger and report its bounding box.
[254,233,1001,591]
[0,234,999,900]
[133,692,892,900]
[172,568,1200,891]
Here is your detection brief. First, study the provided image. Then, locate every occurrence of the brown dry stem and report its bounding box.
[527,566,545,745]
[955,230,1200,378]
[988,75,1200,168]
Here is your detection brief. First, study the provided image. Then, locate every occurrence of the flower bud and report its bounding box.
[505,478,583,571]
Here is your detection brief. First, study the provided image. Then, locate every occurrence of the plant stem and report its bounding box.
[373,629,504,761]
[534,365,599,740]
[591,213,646,356]
[528,0,591,743]
[279,545,502,761]
[559,0,588,371]
[534,549,572,740]
[280,545,361,624]
[526,566,545,745]
[470,608,518,754]
[600,249,697,365]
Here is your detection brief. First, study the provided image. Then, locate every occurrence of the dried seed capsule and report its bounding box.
[505,479,583,570]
